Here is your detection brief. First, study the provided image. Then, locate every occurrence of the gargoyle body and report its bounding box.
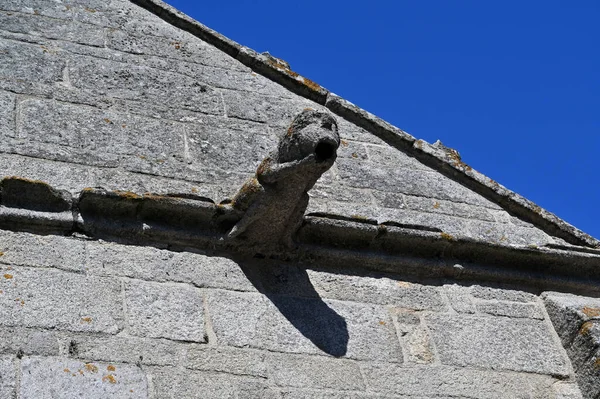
[221,109,340,251]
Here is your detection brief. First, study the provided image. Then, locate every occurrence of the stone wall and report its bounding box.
[0,0,598,397]
[0,0,565,247]
[0,229,587,398]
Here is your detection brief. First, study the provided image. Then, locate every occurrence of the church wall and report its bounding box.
[0,0,598,397]
[0,229,585,398]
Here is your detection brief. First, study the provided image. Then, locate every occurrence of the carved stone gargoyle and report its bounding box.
[217,109,340,252]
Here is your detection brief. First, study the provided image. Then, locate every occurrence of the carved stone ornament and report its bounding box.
[217,109,340,252]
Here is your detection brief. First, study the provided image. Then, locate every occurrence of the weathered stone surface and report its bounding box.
[107,28,245,71]
[361,363,555,398]
[471,285,538,303]
[17,98,187,170]
[184,346,268,378]
[207,290,401,361]
[306,269,447,311]
[222,89,317,126]
[64,334,182,366]
[268,353,364,390]
[278,391,421,399]
[186,115,275,174]
[0,230,85,272]
[68,55,223,118]
[0,266,122,333]
[0,91,15,138]
[543,291,600,346]
[149,366,278,399]
[0,327,59,357]
[475,300,544,319]
[0,38,65,86]
[426,314,569,376]
[0,355,16,399]
[553,382,584,399]
[573,347,600,399]
[403,195,496,222]
[124,279,205,342]
[20,356,147,399]
[0,11,105,47]
[337,158,502,209]
[364,143,429,170]
[404,323,435,364]
[86,241,256,292]
[467,219,553,246]
[308,182,371,204]
[543,292,600,398]
[443,284,476,314]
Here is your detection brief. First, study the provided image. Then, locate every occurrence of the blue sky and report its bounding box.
[164,0,599,240]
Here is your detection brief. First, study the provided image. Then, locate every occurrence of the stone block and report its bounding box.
[476,300,544,319]
[0,154,92,194]
[64,334,182,366]
[207,290,401,361]
[149,365,278,399]
[0,327,59,357]
[308,183,371,204]
[404,323,435,364]
[0,39,65,86]
[573,347,600,399]
[106,28,245,71]
[184,346,267,378]
[86,241,256,292]
[279,391,395,399]
[20,356,147,399]
[361,363,555,398]
[306,269,447,311]
[337,158,500,208]
[471,285,538,303]
[222,89,318,126]
[552,382,583,399]
[0,11,105,47]
[0,90,15,138]
[543,291,600,347]
[268,353,364,390]
[365,143,429,170]
[0,230,85,273]
[403,195,496,222]
[124,279,205,342]
[467,219,553,246]
[0,266,122,333]
[426,313,569,376]
[186,115,276,174]
[336,118,387,145]
[337,139,368,160]
[68,55,223,118]
[192,64,294,98]
[18,98,187,171]
[443,284,476,314]
[0,355,16,399]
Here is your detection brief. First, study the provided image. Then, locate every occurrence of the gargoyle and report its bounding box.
[218,109,340,251]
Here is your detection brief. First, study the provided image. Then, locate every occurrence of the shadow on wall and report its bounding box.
[235,257,349,357]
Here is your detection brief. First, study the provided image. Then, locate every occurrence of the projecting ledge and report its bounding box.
[0,177,599,296]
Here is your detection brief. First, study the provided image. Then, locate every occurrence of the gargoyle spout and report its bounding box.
[218,109,340,252]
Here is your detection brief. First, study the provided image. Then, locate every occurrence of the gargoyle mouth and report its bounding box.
[314,140,337,162]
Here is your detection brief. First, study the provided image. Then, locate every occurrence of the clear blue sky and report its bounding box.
[165,0,599,240]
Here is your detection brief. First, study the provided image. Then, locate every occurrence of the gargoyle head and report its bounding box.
[278,109,340,164]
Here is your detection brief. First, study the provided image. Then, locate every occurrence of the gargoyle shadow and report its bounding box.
[234,256,349,357]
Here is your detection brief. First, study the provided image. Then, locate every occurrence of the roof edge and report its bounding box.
[128,0,599,248]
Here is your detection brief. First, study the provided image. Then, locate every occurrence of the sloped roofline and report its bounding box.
[129,0,599,249]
